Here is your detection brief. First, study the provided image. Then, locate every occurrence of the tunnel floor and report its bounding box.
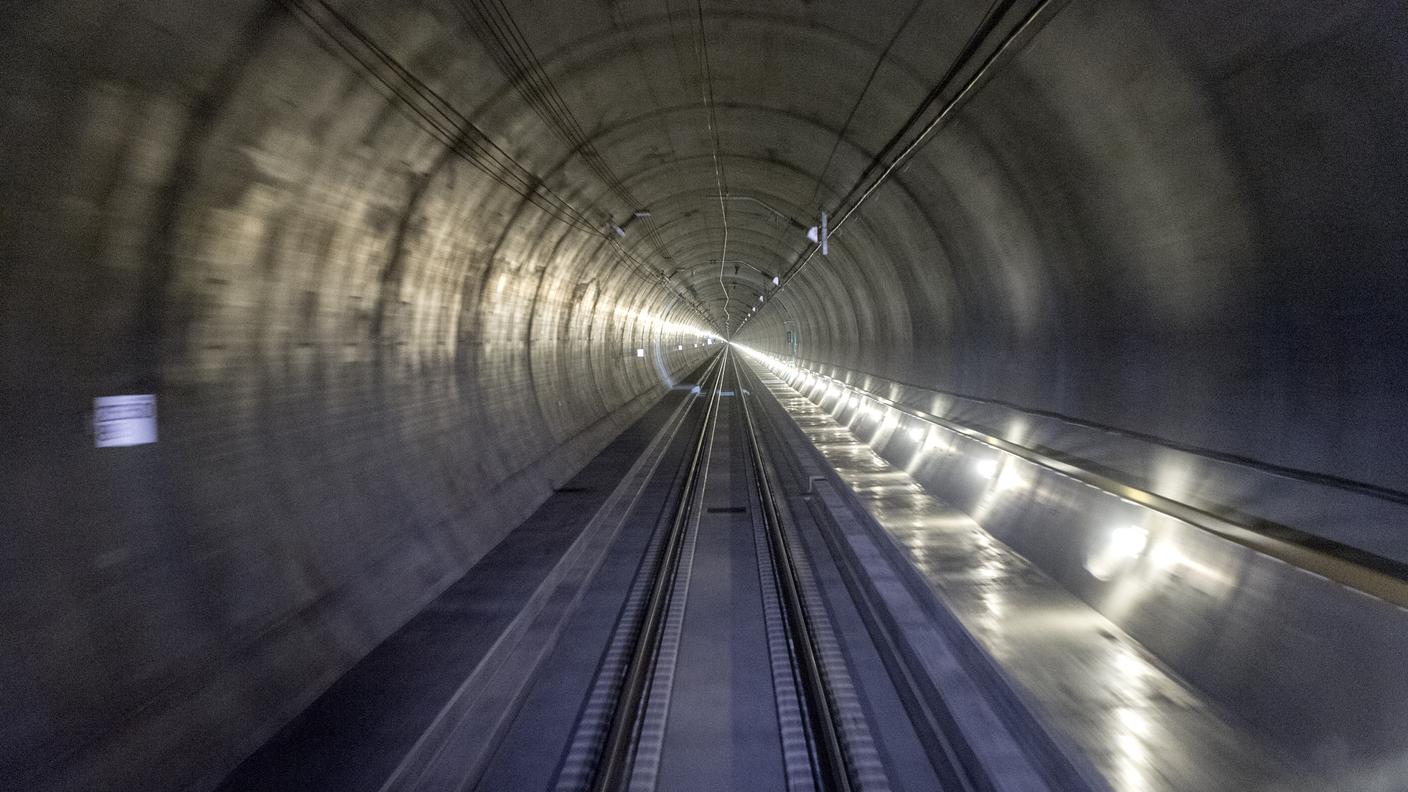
[214,351,1321,792]
[747,363,1321,792]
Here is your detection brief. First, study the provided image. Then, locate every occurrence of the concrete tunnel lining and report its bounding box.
[1,1,1406,790]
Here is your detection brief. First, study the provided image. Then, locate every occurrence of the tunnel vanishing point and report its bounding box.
[3,1,1408,791]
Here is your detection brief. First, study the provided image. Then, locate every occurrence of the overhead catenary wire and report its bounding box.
[693,0,733,335]
[282,0,597,233]
[452,0,698,317]
[748,0,1062,331]
[807,0,927,211]
[281,0,710,322]
[829,0,1057,238]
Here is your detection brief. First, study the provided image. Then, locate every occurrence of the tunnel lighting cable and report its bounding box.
[745,0,1059,331]
[283,0,712,327]
[693,0,733,335]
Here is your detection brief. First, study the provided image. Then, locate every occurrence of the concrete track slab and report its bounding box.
[215,375,708,792]
[746,362,1319,792]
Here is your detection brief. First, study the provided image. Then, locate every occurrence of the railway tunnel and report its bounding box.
[3,1,1408,790]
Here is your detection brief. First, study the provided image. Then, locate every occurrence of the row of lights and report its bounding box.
[736,343,1019,481]
[734,343,1155,583]
[622,307,720,359]
[636,341,709,359]
[614,307,717,340]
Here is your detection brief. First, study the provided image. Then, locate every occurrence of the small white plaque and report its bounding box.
[94,395,158,447]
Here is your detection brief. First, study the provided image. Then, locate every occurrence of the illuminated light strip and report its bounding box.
[733,345,1408,610]
[614,306,719,341]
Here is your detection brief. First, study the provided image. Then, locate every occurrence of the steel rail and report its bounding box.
[588,350,727,791]
[734,354,855,792]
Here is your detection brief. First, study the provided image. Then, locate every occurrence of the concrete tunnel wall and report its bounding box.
[1,2,717,789]
[739,0,1408,499]
[0,0,1404,790]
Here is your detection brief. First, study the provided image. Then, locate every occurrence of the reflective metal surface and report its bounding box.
[750,363,1319,792]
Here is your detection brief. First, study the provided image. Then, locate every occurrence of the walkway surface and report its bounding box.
[748,361,1318,792]
[215,380,704,792]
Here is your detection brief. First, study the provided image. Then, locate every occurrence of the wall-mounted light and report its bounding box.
[1085,524,1150,581]
[923,435,948,454]
[636,348,645,358]
[974,458,1000,479]
[1109,524,1149,559]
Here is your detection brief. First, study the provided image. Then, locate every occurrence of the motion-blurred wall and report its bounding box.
[0,3,710,789]
[1,0,1405,789]
[742,1,1408,500]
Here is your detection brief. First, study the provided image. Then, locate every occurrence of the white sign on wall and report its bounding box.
[94,395,157,448]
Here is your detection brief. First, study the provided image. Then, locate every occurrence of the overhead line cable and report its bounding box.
[748,0,1061,330]
[284,0,709,318]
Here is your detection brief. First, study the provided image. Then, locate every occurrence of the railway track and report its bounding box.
[226,348,1097,792]
[553,349,877,792]
[414,346,1068,792]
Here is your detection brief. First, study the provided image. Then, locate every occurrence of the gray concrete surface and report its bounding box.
[1,1,1405,790]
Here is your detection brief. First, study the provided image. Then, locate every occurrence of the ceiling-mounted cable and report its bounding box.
[280,0,712,320]
[451,0,689,309]
[747,0,1063,330]
[807,0,926,210]
[829,0,1059,238]
[284,0,595,232]
[693,0,733,334]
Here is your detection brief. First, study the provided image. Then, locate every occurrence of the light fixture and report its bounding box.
[974,458,1000,479]
[1109,524,1149,559]
[636,348,645,358]
[1085,524,1150,580]
[995,463,1027,492]
[924,434,952,453]
[805,211,829,255]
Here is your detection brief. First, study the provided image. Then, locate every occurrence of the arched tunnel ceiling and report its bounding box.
[442,1,962,335]
[2,1,1406,790]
